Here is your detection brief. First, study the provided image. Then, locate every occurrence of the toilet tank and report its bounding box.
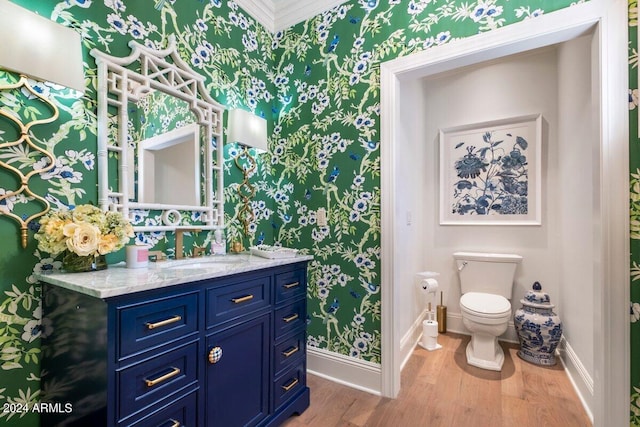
[453,252,523,299]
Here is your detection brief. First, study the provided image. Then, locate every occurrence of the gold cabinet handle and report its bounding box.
[208,346,223,364]
[145,315,182,330]
[144,367,181,387]
[282,346,299,358]
[169,420,180,427]
[283,313,299,323]
[281,378,299,392]
[283,281,300,289]
[231,294,254,304]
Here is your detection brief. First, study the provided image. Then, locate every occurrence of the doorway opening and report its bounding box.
[380,2,628,426]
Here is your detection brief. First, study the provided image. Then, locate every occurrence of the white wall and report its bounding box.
[395,78,431,364]
[556,34,597,404]
[394,38,595,385]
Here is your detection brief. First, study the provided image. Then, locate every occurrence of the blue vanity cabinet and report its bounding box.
[205,313,271,426]
[268,266,309,426]
[39,260,310,427]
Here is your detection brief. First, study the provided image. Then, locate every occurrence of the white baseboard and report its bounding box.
[399,309,429,370]
[558,337,594,423]
[307,347,382,396]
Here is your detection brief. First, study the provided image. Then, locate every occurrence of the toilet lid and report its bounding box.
[460,292,510,315]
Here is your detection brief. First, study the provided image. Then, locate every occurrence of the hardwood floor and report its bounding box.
[283,333,591,427]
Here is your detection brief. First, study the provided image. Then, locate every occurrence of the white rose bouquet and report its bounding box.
[35,205,134,267]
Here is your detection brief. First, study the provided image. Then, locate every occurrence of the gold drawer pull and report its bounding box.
[169,420,180,427]
[283,281,300,289]
[282,346,299,358]
[146,315,182,330]
[144,367,181,387]
[231,294,254,304]
[281,378,299,392]
[283,313,299,323]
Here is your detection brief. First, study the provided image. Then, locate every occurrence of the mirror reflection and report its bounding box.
[127,92,201,206]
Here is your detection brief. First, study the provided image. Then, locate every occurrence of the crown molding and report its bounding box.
[235,0,276,33]
[273,0,348,32]
[235,0,348,33]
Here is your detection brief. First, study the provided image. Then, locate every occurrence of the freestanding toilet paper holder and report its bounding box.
[416,271,442,351]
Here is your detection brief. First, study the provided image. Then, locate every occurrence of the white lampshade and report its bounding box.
[0,0,85,93]
[227,108,268,152]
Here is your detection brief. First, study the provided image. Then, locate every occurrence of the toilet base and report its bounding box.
[465,339,504,371]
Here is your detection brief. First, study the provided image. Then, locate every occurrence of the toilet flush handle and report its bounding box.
[458,261,468,272]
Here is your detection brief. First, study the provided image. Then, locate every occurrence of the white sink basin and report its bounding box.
[168,262,238,270]
[156,255,248,270]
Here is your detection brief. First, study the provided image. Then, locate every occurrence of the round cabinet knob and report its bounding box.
[208,346,223,364]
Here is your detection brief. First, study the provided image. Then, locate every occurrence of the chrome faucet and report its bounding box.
[175,228,202,259]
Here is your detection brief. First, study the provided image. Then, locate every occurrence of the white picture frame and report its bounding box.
[439,114,542,226]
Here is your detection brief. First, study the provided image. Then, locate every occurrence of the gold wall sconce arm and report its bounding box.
[0,2,85,248]
[234,145,258,235]
[0,75,59,248]
[227,108,268,236]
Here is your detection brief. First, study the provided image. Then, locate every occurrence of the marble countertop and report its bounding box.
[34,253,313,299]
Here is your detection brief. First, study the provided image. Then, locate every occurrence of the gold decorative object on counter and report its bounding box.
[230,241,245,253]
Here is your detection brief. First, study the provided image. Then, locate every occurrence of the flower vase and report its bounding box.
[62,251,107,273]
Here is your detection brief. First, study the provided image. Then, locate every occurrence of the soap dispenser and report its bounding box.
[211,229,226,255]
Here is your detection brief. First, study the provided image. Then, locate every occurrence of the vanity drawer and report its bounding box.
[273,362,306,411]
[274,330,305,376]
[274,299,306,339]
[206,275,271,327]
[275,268,306,304]
[118,292,198,360]
[121,389,197,427]
[118,341,198,421]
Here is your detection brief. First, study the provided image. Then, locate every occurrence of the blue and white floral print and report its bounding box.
[451,130,529,216]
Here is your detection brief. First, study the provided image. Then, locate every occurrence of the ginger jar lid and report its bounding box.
[520,281,555,309]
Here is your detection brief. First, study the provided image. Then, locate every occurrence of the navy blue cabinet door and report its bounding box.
[205,312,270,427]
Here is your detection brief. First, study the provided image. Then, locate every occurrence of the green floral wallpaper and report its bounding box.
[1,0,638,425]
[269,0,578,364]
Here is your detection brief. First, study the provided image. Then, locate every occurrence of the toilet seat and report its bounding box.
[460,292,511,319]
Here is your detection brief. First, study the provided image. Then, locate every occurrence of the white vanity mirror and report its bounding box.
[91,36,225,232]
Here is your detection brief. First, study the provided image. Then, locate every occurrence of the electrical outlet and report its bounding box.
[317,208,327,226]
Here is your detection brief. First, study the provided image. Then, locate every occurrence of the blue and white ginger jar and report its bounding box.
[514,281,563,366]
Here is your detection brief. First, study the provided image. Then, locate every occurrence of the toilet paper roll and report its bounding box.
[422,320,439,349]
[126,245,149,269]
[420,278,439,293]
[422,320,438,338]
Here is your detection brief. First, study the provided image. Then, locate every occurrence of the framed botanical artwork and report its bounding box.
[439,114,542,225]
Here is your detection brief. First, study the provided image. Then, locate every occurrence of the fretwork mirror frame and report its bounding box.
[90,35,225,233]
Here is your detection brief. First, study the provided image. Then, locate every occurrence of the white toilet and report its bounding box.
[454,251,523,371]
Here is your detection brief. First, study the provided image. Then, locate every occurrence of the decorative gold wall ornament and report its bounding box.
[234,146,258,235]
[226,108,268,236]
[0,75,58,248]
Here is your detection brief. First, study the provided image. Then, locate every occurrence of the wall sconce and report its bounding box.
[226,108,268,235]
[0,1,85,248]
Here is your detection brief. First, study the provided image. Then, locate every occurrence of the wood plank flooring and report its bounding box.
[283,333,591,427]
